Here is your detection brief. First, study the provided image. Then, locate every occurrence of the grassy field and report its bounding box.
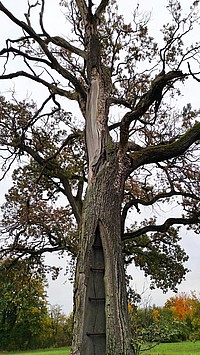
[0,348,71,355]
[143,341,200,354]
[1,342,200,355]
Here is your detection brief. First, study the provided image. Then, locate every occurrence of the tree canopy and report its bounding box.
[0,0,199,291]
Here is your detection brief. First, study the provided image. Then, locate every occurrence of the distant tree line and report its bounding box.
[0,258,72,351]
[129,290,200,354]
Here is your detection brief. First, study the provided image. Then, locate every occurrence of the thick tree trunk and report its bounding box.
[70,19,133,350]
[72,159,133,355]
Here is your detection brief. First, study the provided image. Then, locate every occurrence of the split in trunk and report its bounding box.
[72,160,133,355]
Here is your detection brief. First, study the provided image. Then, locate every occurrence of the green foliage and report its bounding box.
[129,303,179,354]
[0,258,73,351]
[124,226,189,292]
[0,258,49,351]
[164,292,200,342]
[48,305,73,348]
[0,95,82,261]
[129,291,200,354]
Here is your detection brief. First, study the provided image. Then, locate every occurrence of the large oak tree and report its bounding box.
[0,1,200,354]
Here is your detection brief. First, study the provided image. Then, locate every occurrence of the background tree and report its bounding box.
[127,291,179,355]
[127,291,200,354]
[0,258,73,350]
[0,1,200,354]
[0,258,49,350]
[49,305,73,347]
[164,292,200,341]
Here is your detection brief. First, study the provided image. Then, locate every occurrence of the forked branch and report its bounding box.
[95,0,110,18]
[120,70,185,146]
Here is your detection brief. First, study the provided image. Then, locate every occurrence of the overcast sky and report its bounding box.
[0,0,200,315]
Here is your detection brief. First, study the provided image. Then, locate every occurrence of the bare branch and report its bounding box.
[44,36,87,59]
[95,0,109,18]
[0,2,87,100]
[39,0,49,37]
[0,70,78,100]
[75,0,88,23]
[121,189,200,233]
[122,216,200,241]
[108,96,133,109]
[0,153,18,181]
[0,46,51,66]
[188,62,200,82]
[24,1,40,27]
[127,141,143,151]
[129,121,200,170]
[120,70,185,146]
[0,2,43,42]
[46,131,83,162]
[20,144,81,224]
[23,94,61,130]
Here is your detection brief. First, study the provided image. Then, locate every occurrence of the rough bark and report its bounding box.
[72,157,133,355]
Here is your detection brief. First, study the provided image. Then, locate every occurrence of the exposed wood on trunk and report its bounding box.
[86,68,102,181]
[72,160,133,354]
[82,228,106,354]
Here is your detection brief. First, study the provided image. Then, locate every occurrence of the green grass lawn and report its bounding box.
[1,342,200,355]
[0,348,71,355]
[143,341,200,354]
